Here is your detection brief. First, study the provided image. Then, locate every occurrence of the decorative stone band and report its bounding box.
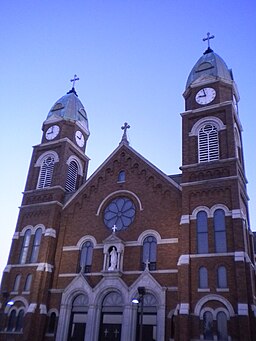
[40,304,47,314]
[27,303,37,313]
[37,263,54,272]
[179,303,189,315]
[238,303,248,316]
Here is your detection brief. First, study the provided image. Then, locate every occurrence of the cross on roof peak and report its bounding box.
[120,122,130,145]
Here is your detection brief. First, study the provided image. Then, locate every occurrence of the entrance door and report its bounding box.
[99,321,121,340]
[68,313,87,341]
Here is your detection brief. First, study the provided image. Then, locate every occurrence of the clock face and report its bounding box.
[45,125,60,140]
[195,87,216,105]
[104,197,136,231]
[75,130,85,147]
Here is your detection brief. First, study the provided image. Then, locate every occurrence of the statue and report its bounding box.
[108,247,117,270]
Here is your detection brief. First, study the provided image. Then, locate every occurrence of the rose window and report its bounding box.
[104,197,136,230]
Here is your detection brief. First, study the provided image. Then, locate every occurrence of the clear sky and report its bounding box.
[1,0,255,280]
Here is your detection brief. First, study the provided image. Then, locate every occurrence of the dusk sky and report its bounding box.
[1,0,255,279]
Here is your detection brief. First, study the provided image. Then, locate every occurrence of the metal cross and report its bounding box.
[112,225,117,233]
[104,328,109,337]
[203,32,215,49]
[70,74,79,88]
[121,122,130,134]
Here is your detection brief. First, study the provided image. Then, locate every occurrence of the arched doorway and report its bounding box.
[99,292,123,341]
[68,294,88,341]
[136,293,157,341]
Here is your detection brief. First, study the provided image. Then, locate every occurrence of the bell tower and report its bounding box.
[0,77,90,340]
[178,35,255,341]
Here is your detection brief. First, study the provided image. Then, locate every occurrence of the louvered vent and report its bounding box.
[198,124,219,162]
[38,156,55,188]
[65,160,78,192]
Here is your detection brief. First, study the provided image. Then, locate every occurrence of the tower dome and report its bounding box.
[45,88,90,135]
[186,48,233,89]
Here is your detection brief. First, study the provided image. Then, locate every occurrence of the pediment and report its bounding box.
[64,142,181,210]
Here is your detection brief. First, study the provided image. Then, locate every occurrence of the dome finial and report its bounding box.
[203,32,215,54]
[120,122,130,145]
[67,74,79,96]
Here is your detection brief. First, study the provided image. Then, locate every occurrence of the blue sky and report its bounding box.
[0,0,255,279]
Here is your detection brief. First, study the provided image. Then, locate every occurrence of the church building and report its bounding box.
[0,37,255,341]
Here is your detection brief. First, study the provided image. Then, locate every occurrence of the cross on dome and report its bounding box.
[203,32,215,49]
[70,74,80,89]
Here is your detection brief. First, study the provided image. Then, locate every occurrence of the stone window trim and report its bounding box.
[190,204,231,220]
[96,190,143,216]
[189,116,226,137]
[194,294,235,317]
[34,151,59,167]
[66,155,83,175]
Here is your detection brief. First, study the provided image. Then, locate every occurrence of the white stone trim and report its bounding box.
[36,263,54,272]
[189,116,226,136]
[238,303,248,316]
[234,251,245,262]
[194,294,235,317]
[40,304,47,314]
[96,190,143,216]
[4,265,11,272]
[179,303,189,314]
[45,228,56,238]
[12,232,19,239]
[66,155,84,175]
[77,235,97,248]
[180,215,190,225]
[232,209,246,219]
[209,204,231,217]
[34,150,59,167]
[27,303,37,313]
[137,229,162,244]
[190,206,210,220]
[177,255,190,265]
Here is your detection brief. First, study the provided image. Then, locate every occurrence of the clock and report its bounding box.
[45,125,60,140]
[195,87,216,105]
[75,130,85,147]
[104,197,136,231]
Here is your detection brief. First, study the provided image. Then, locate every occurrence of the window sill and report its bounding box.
[197,288,210,292]
[216,288,229,292]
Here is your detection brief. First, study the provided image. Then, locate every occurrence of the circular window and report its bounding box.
[104,197,136,231]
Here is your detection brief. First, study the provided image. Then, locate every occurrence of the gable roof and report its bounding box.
[63,140,181,210]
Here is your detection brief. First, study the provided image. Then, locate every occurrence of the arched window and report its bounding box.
[80,241,93,273]
[198,123,219,162]
[65,160,79,192]
[217,312,228,340]
[217,266,228,288]
[7,310,16,331]
[203,311,213,340]
[214,209,227,253]
[37,155,55,188]
[15,310,24,332]
[196,211,208,254]
[24,274,32,292]
[19,230,31,264]
[199,267,208,289]
[142,236,157,270]
[30,228,42,263]
[118,170,126,182]
[13,274,21,292]
[47,312,57,334]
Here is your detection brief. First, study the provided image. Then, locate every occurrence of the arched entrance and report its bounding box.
[99,292,123,341]
[136,293,157,341]
[68,294,88,341]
